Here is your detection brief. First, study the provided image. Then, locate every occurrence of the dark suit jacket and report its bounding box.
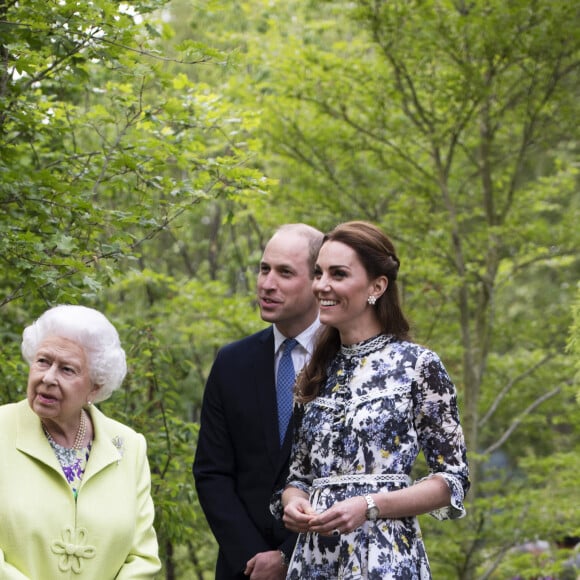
[193,327,298,579]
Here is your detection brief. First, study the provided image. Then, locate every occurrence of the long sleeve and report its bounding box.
[115,434,161,578]
[412,349,470,519]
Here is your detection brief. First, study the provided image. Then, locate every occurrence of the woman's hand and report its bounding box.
[282,488,317,533]
[307,496,367,536]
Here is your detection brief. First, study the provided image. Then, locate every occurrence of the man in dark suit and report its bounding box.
[193,223,324,580]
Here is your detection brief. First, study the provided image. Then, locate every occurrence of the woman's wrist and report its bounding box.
[363,494,380,520]
[282,486,306,508]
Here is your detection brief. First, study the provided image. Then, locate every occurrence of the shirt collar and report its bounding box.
[273,318,322,355]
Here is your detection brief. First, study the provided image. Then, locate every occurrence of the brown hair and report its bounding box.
[296,221,411,402]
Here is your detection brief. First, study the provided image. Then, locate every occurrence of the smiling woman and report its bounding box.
[0,305,161,579]
[273,221,470,580]
[313,239,389,345]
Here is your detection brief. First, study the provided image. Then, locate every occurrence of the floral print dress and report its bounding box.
[282,334,470,580]
[45,437,91,499]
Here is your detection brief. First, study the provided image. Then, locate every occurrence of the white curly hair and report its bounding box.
[21,305,127,403]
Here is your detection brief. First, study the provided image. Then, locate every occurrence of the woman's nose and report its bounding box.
[42,364,58,384]
[313,276,329,292]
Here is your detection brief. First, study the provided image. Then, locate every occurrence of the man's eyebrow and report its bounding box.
[276,263,296,271]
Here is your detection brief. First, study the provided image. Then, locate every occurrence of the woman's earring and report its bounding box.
[367,295,377,305]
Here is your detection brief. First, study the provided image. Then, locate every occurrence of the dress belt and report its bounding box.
[312,473,411,488]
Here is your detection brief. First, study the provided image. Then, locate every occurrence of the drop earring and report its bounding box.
[367,295,377,305]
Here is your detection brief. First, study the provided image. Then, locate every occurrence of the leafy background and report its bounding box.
[1,0,579,578]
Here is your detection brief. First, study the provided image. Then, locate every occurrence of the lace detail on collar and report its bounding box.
[340,334,395,358]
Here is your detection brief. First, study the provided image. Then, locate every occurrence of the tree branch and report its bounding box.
[483,386,561,455]
[479,354,554,427]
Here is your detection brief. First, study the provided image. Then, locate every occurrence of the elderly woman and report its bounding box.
[0,305,161,579]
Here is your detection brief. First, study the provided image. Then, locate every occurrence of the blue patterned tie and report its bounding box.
[277,338,298,445]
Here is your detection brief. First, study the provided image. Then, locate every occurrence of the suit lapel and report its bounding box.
[253,327,297,479]
[274,413,294,484]
[253,328,282,468]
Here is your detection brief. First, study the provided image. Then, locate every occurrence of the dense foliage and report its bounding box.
[1,0,579,578]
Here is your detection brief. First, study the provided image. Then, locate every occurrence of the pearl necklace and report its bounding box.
[43,410,87,451]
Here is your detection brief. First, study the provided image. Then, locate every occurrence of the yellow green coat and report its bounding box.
[0,399,161,579]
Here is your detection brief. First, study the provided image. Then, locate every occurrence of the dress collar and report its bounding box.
[340,333,395,358]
